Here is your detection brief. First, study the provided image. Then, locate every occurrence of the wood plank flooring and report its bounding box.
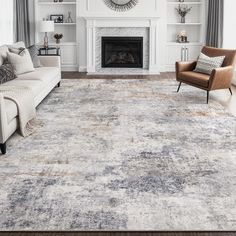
[1,232,236,236]
[62,72,236,116]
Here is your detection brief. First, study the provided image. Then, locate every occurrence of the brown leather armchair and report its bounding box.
[176,46,236,103]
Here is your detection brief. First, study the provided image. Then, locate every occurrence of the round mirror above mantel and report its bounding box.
[103,0,139,11]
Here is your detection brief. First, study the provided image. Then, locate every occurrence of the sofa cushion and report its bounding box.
[7,49,35,75]
[17,67,60,84]
[7,41,26,49]
[2,79,45,98]
[0,62,16,84]
[178,71,210,88]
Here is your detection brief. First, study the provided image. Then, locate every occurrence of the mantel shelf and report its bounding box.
[38,2,76,5]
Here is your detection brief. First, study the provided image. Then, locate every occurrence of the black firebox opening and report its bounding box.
[102,37,143,68]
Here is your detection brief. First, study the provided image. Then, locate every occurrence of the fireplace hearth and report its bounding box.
[102,37,143,68]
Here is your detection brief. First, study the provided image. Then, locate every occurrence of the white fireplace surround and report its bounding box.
[85,17,160,74]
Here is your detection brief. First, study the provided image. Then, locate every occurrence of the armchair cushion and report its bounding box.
[194,52,225,75]
[178,71,210,88]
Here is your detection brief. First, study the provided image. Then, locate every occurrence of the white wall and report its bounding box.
[223,0,236,84]
[0,0,14,45]
[223,0,236,49]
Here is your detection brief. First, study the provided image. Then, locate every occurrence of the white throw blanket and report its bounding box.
[0,86,37,137]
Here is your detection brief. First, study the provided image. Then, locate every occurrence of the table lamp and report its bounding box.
[39,20,54,48]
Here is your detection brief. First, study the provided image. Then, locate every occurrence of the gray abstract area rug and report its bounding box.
[0,78,236,230]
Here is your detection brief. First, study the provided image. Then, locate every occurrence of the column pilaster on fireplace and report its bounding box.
[149,19,159,74]
[86,19,96,73]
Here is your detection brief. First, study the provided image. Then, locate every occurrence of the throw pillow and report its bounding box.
[7,49,35,75]
[0,46,9,66]
[27,45,41,68]
[194,53,225,75]
[0,62,16,84]
[9,47,25,55]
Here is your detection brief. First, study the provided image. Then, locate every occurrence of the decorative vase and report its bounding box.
[59,0,63,2]
[66,12,73,23]
[56,39,60,44]
[181,16,185,23]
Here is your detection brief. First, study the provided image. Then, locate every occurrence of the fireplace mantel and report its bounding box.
[84,16,160,74]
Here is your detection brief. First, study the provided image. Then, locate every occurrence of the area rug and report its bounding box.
[0,78,236,230]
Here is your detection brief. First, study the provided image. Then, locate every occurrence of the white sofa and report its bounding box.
[0,45,61,154]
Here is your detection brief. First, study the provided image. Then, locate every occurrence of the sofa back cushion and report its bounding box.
[28,45,41,68]
[0,62,16,84]
[0,46,9,66]
[7,48,35,75]
[7,41,26,49]
[0,42,26,66]
[194,53,225,75]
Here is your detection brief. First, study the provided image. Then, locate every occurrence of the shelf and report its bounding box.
[167,2,202,5]
[167,23,202,25]
[167,42,203,46]
[37,42,77,46]
[54,23,76,25]
[38,2,76,5]
[49,42,77,46]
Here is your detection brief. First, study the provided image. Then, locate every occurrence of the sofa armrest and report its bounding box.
[209,66,234,90]
[0,94,8,144]
[38,56,61,69]
[176,61,197,78]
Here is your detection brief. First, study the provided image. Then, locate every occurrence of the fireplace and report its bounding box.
[102,37,143,68]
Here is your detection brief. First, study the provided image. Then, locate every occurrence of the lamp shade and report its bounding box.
[39,21,54,33]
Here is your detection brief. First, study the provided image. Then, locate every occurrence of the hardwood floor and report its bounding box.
[62,72,236,116]
[1,232,236,236]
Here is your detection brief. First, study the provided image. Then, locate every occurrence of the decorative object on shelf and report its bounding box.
[50,15,64,23]
[53,0,58,2]
[59,0,63,2]
[39,20,55,48]
[178,0,184,2]
[103,0,138,12]
[54,33,63,44]
[65,12,73,23]
[175,4,192,23]
[181,46,188,61]
[177,30,189,43]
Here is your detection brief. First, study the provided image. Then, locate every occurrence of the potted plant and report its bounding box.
[175,5,192,23]
[54,33,63,44]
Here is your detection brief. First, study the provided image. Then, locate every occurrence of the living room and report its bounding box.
[0,0,236,234]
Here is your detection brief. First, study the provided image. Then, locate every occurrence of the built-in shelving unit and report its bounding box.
[35,0,78,71]
[165,0,206,71]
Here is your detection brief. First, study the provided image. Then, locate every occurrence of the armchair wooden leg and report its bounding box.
[177,82,182,93]
[207,91,209,104]
[229,88,233,95]
[0,143,6,155]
